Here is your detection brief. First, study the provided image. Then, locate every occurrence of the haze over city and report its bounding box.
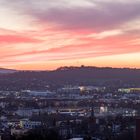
[0,0,140,70]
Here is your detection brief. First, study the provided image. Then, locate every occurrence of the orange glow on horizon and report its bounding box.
[3,53,140,70]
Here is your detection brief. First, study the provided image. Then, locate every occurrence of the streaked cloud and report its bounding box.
[0,35,42,44]
[88,30,123,39]
[0,0,140,69]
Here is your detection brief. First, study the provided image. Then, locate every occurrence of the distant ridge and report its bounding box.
[0,68,17,74]
[56,66,140,71]
[0,66,140,90]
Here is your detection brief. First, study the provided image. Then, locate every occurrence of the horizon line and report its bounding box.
[1,65,140,71]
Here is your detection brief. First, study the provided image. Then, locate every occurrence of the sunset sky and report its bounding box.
[0,0,140,70]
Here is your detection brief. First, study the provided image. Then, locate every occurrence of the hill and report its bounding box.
[0,66,140,90]
[0,68,17,74]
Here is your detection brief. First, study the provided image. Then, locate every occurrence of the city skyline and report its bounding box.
[0,0,140,70]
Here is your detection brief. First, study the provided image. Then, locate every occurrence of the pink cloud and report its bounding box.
[0,34,42,44]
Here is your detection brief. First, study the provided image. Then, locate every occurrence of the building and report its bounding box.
[21,90,55,97]
[118,88,140,93]
[136,118,140,140]
[20,119,41,129]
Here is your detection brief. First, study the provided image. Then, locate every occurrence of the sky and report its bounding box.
[0,0,140,70]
